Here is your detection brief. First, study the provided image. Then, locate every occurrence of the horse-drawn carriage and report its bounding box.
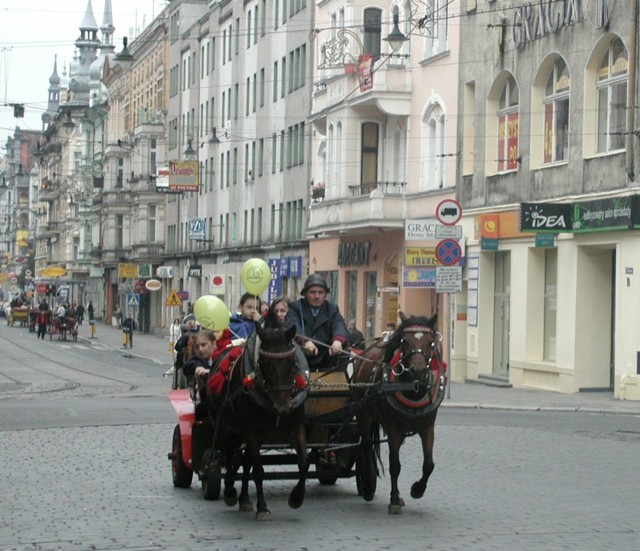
[168,313,447,518]
[48,316,78,341]
[7,306,30,327]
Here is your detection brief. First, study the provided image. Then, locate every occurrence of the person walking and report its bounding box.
[87,301,94,322]
[76,303,84,325]
[164,318,182,377]
[122,314,134,348]
[35,309,49,339]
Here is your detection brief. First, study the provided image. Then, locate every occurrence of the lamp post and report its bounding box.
[383,12,409,53]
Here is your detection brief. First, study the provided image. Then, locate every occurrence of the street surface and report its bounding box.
[1,322,639,550]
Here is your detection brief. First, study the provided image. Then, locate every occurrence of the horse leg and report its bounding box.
[238,449,254,512]
[410,421,435,499]
[387,428,405,514]
[357,412,377,502]
[222,448,238,507]
[241,434,269,520]
[288,422,309,509]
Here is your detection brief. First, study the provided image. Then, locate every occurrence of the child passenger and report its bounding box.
[182,329,218,420]
[229,292,262,340]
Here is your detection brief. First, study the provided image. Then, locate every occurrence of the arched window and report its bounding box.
[543,58,570,164]
[596,38,627,153]
[497,75,519,172]
[363,8,382,61]
[423,102,445,190]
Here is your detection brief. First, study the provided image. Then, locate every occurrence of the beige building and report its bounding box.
[308,1,461,343]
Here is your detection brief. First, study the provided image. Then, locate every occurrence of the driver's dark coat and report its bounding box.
[285,298,348,370]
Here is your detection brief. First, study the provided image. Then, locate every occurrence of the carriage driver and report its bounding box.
[285,274,349,371]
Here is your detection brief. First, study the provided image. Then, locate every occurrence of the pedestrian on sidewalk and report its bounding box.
[122,314,134,348]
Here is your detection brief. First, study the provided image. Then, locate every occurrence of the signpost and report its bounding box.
[436,199,462,226]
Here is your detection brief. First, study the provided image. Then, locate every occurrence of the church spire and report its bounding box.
[100,0,115,52]
[42,56,61,129]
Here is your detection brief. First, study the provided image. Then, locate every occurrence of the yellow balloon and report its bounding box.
[240,258,270,295]
[193,295,230,330]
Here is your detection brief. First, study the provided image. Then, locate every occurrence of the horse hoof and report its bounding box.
[388,504,403,515]
[239,499,254,513]
[224,489,238,507]
[255,510,272,521]
[362,491,375,502]
[288,489,305,509]
[410,482,426,499]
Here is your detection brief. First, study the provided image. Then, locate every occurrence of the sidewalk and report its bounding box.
[80,322,640,416]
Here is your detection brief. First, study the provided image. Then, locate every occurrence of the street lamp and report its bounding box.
[61,111,76,137]
[184,139,196,159]
[384,12,409,53]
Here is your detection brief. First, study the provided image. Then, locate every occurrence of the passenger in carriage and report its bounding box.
[55,303,66,321]
[285,273,349,371]
[228,292,262,341]
[263,295,293,328]
[182,329,218,420]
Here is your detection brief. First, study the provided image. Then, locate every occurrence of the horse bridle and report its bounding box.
[392,325,441,378]
[257,346,298,393]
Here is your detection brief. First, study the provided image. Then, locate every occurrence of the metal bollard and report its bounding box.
[89,318,96,339]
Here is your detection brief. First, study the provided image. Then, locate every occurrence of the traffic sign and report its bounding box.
[127,293,140,307]
[436,199,462,226]
[435,239,462,266]
[164,288,183,307]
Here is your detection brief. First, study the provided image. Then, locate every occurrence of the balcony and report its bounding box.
[308,181,406,236]
[39,182,60,202]
[37,223,62,238]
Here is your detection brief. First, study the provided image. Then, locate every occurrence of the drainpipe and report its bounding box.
[625,0,638,182]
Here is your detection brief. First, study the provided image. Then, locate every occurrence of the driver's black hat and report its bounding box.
[300,273,330,295]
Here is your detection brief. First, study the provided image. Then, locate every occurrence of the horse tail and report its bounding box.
[371,421,384,477]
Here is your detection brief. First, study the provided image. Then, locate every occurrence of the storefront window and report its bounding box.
[543,249,557,361]
[365,271,377,340]
[346,270,358,326]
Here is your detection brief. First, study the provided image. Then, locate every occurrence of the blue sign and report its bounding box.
[288,255,302,277]
[188,218,206,240]
[268,259,282,303]
[127,293,140,307]
[435,239,462,266]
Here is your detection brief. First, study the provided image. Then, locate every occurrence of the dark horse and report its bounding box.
[352,312,446,514]
[207,323,309,520]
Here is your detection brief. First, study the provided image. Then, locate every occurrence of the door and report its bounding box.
[492,251,511,376]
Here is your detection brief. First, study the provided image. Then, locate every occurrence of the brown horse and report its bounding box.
[352,312,446,514]
[207,323,309,520]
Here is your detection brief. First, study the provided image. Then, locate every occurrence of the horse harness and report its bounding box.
[383,325,447,416]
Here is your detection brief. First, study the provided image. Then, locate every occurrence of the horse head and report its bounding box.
[383,312,440,376]
[254,323,300,416]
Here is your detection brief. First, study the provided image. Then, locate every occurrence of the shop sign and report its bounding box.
[402,266,436,288]
[405,247,440,267]
[520,203,572,233]
[535,234,556,248]
[138,264,152,278]
[573,196,634,232]
[405,218,438,240]
[169,161,199,192]
[338,241,370,266]
[117,263,139,279]
[188,264,202,277]
[268,259,282,303]
[157,266,174,278]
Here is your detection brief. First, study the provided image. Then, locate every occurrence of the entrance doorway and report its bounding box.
[492,251,510,377]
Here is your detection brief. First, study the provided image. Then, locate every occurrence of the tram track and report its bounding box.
[0,329,139,397]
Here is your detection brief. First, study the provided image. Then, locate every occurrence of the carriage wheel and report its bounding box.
[171,425,193,488]
[201,449,222,501]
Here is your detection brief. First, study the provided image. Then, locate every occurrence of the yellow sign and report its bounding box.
[40,266,67,278]
[0,273,7,284]
[118,263,139,279]
[164,289,183,307]
[404,247,440,267]
[16,230,29,248]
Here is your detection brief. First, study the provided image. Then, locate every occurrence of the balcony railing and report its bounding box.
[347,181,407,196]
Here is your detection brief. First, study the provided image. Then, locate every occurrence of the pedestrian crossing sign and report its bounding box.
[164,288,183,307]
[127,293,140,307]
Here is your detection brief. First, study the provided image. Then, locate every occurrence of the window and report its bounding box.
[423,103,445,189]
[497,75,519,172]
[363,8,381,60]
[150,138,157,175]
[543,58,570,164]
[116,214,124,249]
[148,205,157,242]
[361,122,379,186]
[116,157,124,188]
[596,38,627,153]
